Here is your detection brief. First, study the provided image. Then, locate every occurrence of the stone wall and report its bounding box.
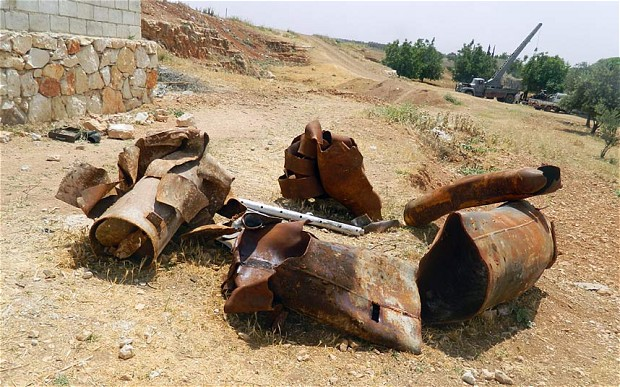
[1,0,142,39]
[0,31,158,124]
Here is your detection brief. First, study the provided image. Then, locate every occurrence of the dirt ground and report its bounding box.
[1,30,619,387]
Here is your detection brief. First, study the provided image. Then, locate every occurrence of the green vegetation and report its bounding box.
[561,58,620,133]
[382,38,443,82]
[451,40,498,82]
[53,374,70,386]
[522,53,570,93]
[444,94,462,105]
[598,107,620,158]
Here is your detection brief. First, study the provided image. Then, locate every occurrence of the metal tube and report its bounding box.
[238,198,364,236]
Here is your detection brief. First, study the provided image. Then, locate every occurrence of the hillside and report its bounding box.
[0,3,618,387]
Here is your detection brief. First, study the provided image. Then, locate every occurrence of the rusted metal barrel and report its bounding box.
[416,200,557,324]
[404,165,561,226]
[223,217,421,353]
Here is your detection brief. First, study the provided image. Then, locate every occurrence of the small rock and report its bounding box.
[118,338,133,348]
[462,370,476,385]
[119,374,132,381]
[297,354,310,362]
[516,355,525,363]
[43,269,55,279]
[118,344,134,360]
[135,303,145,310]
[107,123,135,140]
[28,330,40,338]
[82,119,106,132]
[497,304,511,316]
[574,282,610,293]
[76,330,93,341]
[495,370,514,385]
[0,131,12,143]
[175,113,195,127]
[328,354,336,360]
[46,155,61,162]
[328,376,339,384]
[75,145,85,150]
[482,309,497,321]
[597,287,612,295]
[21,165,30,172]
[149,370,161,379]
[134,112,149,124]
[237,332,251,341]
[337,341,349,352]
[31,133,42,141]
[31,339,39,346]
[348,340,359,350]
[481,368,495,380]
[82,271,93,279]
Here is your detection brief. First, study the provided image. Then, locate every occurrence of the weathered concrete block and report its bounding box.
[39,0,59,14]
[15,0,39,12]
[50,15,70,33]
[108,8,122,25]
[5,11,29,31]
[116,24,130,39]
[76,45,100,74]
[87,20,103,36]
[77,2,94,19]
[93,6,109,22]
[69,18,87,35]
[115,0,129,10]
[59,0,78,17]
[128,25,141,39]
[128,0,140,12]
[29,13,51,32]
[28,93,52,123]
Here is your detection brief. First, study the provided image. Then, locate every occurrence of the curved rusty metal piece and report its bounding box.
[317,132,382,220]
[298,120,323,158]
[404,165,561,226]
[416,200,556,324]
[222,216,421,353]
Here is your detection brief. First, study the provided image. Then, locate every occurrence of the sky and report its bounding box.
[180,1,619,65]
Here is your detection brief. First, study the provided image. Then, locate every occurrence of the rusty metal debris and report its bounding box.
[404,165,561,226]
[278,120,383,220]
[222,213,422,353]
[416,200,557,324]
[56,128,234,262]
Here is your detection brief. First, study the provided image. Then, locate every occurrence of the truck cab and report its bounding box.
[470,78,486,97]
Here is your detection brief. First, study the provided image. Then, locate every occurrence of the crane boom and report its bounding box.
[486,23,542,88]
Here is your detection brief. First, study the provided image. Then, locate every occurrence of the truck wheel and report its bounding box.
[497,97,506,102]
[505,94,515,104]
[465,90,473,96]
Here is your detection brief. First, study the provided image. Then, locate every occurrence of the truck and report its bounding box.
[455,23,542,104]
[527,92,569,113]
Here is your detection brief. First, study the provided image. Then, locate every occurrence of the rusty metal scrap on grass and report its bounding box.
[278,120,383,221]
[221,212,422,353]
[404,165,561,227]
[416,200,557,324]
[56,128,234,262]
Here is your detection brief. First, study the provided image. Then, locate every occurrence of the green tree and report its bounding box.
[521,53,569,93]
[382,38,443,82]
[598,107,620,158]
[452,40,497,82]
[560,58,620,133]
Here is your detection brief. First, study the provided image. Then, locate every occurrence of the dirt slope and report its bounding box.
[1,20,619,387]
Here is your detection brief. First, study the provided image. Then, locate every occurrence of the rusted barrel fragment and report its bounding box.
[416,200,556,324]
[223,216,421,353]
[404,165,561,226]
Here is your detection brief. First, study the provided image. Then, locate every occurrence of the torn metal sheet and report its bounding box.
[278,120,382,220]
[57,128,233,262]
[416,200,556,324]
[222,215,422,353]
[404,165,561,226]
